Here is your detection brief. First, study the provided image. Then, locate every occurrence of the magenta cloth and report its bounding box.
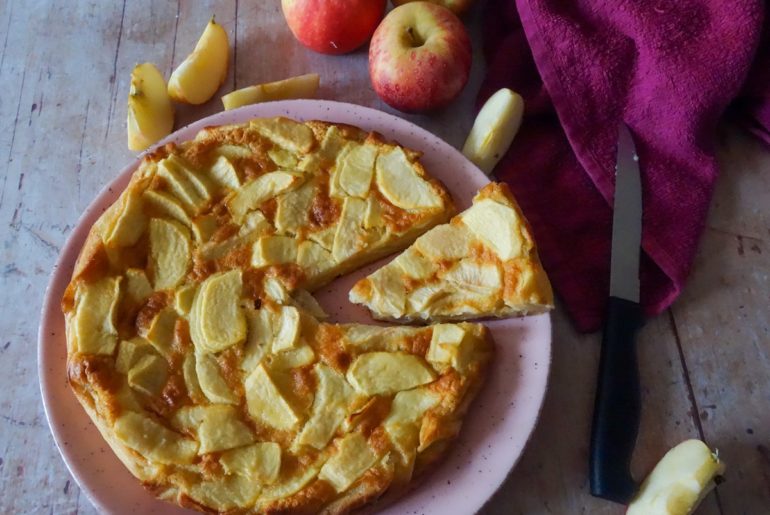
[479,0,766,332]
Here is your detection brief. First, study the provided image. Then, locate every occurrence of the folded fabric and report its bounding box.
[734,21,770,144]
[479,0,765,332]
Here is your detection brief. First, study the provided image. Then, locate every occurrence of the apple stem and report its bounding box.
[406,26,423,48]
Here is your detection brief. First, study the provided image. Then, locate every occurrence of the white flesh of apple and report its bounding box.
[462,88,524,175]
[127,63,174,151]
[168,18,229,105]
[627,439,725,515]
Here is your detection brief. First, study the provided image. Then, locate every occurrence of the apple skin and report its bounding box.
[281,0,386,55]
[369,2,471,113]
[392,0,476,15]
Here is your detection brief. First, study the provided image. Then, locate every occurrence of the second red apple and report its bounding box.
[369,2,471,113]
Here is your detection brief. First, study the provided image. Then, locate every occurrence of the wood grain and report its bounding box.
[670,128,770,514]
[0,1,767,514]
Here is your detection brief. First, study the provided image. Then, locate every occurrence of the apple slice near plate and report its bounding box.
[627,439,725,515]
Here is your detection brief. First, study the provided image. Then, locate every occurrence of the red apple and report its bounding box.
[281,0,386,55]
[369,2,471,113]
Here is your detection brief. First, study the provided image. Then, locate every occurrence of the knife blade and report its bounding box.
[609,125,642,303]
[589,123,645,504]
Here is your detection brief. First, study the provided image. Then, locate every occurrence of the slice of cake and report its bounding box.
[350,182,553,321]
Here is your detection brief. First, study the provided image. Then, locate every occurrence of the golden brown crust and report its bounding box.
[262,479,337,515]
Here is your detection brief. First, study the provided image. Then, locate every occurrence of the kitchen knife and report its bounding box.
[589,123,645,504]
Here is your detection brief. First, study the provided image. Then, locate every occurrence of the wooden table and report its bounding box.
[1,1,767,513]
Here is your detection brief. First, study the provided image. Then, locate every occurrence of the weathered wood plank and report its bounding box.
[0,0,18,171]
[709,128,770,240]
[671,127,770,515]
[0,1,131,513]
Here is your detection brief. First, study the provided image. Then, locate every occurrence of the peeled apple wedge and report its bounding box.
[462,88,524,175]
[127,63,174,151]
[222,73,320,111]
[168,18,229,104]
[627,439,725,515]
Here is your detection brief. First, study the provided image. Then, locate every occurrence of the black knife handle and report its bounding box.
[590,296,644,504]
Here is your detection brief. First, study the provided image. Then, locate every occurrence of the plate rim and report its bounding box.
[38,99,552,514]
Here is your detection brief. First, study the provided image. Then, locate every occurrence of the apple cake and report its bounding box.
[350,183,553,321]
[62,117,495,514]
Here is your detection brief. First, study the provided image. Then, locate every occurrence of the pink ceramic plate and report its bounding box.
[39,100,551,514]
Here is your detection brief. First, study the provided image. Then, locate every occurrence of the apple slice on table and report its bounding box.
[462,88,524,175]
[627,439,725,515]
[127,63,174,151]
[168,18,229,105]
[369,2,471,113]
[222,74,320,111]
